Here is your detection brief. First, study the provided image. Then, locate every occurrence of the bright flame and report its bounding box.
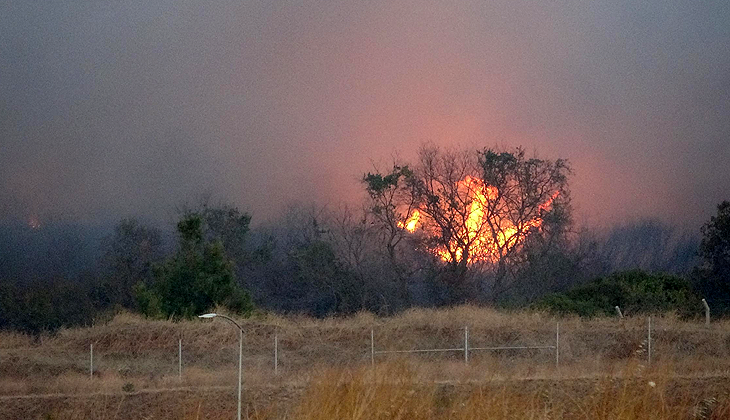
[400,209,420,232]
[402,177,558,264]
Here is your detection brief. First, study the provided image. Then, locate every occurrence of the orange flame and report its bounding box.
[400,209,420,232]
[401,177,558,264]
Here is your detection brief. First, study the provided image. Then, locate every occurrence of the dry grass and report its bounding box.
[293,362,730,420]
[3,306,730,418]
[6,362,730,420]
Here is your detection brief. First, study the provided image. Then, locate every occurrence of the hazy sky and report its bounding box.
[1,0,728,228]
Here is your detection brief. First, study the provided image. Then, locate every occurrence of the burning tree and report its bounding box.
[364,145,572,301]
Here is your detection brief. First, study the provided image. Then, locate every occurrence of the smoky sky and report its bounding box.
[1,0,728,228]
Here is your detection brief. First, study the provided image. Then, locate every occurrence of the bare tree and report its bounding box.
[98,219,164,309]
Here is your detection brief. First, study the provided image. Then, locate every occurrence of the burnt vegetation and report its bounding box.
[0,146,726,334]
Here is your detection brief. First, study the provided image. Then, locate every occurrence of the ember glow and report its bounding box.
[27,216,41,230]
[401,177,559,264]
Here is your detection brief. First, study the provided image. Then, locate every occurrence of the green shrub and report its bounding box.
[534,270,700,317]
[135,212,254,319]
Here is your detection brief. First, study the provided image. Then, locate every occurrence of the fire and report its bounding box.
[401,177,558,264]
[400,209,420,232]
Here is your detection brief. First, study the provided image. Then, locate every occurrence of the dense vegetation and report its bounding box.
[535,270,700,317]
[0,145,726,334]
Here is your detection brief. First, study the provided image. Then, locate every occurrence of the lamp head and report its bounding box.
[198,313,217,319]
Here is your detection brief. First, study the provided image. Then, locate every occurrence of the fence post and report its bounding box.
[90,343,93,379]
[647,316,652,364]
[555,322,560,368]
[370,329,375,367]
[702,299,710,327]
[178,339,182,381]
[274,333,278,375]
[464,326,469,365]
[615,306,624,318]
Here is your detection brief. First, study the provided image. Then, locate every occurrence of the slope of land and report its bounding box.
[2,306,730,419]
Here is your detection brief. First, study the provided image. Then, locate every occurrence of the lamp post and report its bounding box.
[199,313,243,420]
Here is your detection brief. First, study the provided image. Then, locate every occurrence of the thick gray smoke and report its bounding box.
[1,0,728,227]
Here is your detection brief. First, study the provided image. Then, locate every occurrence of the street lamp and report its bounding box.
[199,313,243,420]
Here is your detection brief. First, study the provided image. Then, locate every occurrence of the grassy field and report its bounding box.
[2,306,730,419]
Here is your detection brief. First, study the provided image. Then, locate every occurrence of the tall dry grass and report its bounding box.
[293,362,730,420]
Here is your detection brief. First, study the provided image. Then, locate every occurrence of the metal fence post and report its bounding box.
[274,333,278,375]
[90,343,93,379]
[370,329,375,367]
[555,322,560,368]
[178,339,182,381]
[464,326,469,365]
[647,316,652,364]
[702,299,710,327]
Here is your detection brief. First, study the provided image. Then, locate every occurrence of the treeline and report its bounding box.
[0,200,725,334]
[0,146,727,333]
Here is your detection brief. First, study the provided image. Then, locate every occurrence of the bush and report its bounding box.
[535,270,700,317]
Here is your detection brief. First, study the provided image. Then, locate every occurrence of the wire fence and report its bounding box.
[370,324,559,367]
